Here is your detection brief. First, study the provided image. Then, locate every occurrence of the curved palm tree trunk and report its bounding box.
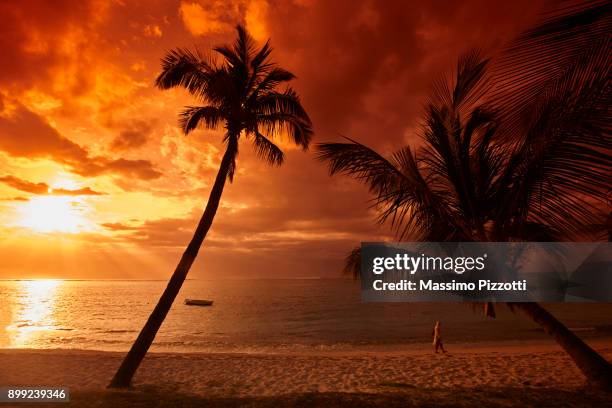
[511,302,612,389]
[108,137,237,388]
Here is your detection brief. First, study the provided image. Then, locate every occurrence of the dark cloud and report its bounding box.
[0,175,104,196]
[76,157,162,180]
[56,186,102,195]
[110,130,149,151]
[0,98,161,180]
[0,98,87,160]
[105,214,195,246]
[266,0,546,148]
[1,175,58,195]
[101,222,142,231]
[109,120,154,151]
[0,0,98,90]
[0,196,29,202]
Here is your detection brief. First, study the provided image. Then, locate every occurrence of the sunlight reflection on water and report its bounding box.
[0,279,610,352]
[4,280,63,347]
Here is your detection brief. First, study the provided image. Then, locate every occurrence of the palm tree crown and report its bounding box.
[156,25,313,179]
[317,48,609,245]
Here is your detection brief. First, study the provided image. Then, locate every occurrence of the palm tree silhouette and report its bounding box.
[317,1,610,387]
[109,25,312,388]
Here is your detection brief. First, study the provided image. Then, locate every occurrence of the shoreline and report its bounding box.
[2,336,611,356]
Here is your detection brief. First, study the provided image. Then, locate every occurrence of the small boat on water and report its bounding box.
[185,299,214,306]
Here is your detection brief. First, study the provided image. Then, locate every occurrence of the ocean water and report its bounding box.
[0,279,610,352]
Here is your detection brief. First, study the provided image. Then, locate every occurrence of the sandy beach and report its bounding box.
[2,339,611,407]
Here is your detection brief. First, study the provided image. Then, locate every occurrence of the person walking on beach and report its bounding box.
[432,321,446,353]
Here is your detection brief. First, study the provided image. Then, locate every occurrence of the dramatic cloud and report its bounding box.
[0,0,100,89]
[0,99,87,161]
[109,121,153,151]
[0,0,549,278]
[0,99,161,180]
[0,175,104,196]
[264,0,546,148]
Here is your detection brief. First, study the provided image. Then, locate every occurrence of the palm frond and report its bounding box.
[257,112,313,150]
[179,106,225,134]
[251,40,273,71]
[385,146,465,240]
[496,42,611,239]
[251,132,284,166]
[343,247,362,279]
[490,0,611,138]
[316,138,403,194]
[431,49,490,112]
[253,89,312,144]
[248,68,296,100]
[213,25,256,69]
[213,45,242,68]
[256,89,309,117]
[155,48,214,97]
[317,139,457,240]
[453,51,490,109]
[235,24,255,65]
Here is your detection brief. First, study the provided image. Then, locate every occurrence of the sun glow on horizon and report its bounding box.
[16,196,95,234]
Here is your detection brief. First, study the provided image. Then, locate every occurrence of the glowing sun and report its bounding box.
[17,196,93,233]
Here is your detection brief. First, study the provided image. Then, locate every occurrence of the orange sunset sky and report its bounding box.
[0,0,547,279]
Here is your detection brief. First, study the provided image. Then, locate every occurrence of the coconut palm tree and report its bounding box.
[109,25,312,388]
[316,3,611,386]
